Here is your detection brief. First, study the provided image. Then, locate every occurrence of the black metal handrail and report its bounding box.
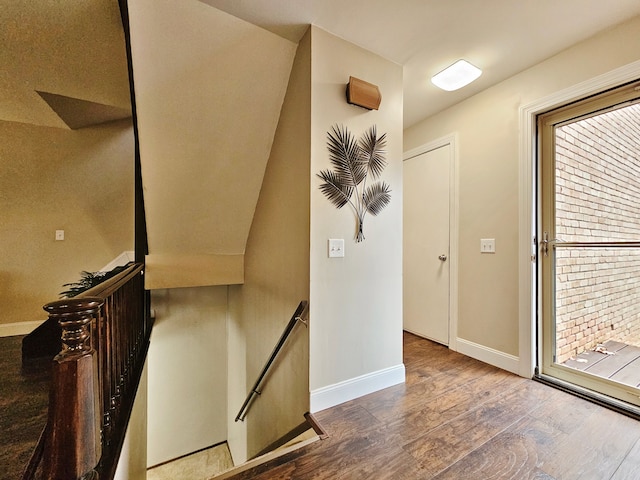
[235,301,309,422]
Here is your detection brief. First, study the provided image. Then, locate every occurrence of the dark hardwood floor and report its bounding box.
[0,335,50,480]
[228,332,640,480]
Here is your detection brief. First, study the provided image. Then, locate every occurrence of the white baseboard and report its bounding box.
[310,364,405,413]
[456,338,520,375]
[0,320,46,337]
[101,251,135,272]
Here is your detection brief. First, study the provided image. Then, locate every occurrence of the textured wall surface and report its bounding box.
[555,104,640,362]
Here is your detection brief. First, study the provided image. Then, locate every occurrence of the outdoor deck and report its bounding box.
[563,340,640,387]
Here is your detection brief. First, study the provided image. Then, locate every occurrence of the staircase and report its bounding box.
[147,301,320,480]
[146,417,324,480]
[213,424,321,480]
[126,0,297,290]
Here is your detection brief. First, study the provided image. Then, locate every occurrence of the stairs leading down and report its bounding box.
[146,414,326,480]
[146,443,234,480]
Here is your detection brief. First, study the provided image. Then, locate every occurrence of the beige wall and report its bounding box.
[146,286,228,466]
[127,0,296,288]
[127,0,303,465]
[0,119,134,327]
[227,28,312,462]
[226,26,404,459]
[1,0,130,128]
[404,14,640,358]
[309,27,404,399]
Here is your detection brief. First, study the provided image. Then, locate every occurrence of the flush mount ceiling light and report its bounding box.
[431,60,482,91]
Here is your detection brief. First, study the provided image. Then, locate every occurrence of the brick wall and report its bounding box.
[554,103,640,364]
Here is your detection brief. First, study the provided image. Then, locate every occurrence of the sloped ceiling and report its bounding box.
[127,0,297,288]
[203,0,640,127]
[5,1,640,129]
[10,0,640,287]
[0,0,131,128]
[36,91,131,129]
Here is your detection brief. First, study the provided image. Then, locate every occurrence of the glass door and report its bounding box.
[539,81,640,407]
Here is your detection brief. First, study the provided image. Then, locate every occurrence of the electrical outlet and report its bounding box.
[480,238,495,253]
[55,230,65,241]
[328,238,345,258]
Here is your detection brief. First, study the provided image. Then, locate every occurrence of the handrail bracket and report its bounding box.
[295,315,308,327]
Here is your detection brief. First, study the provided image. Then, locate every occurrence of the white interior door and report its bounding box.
[403,144,450,345]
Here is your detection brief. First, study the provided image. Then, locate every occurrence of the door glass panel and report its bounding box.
[555,104,640,244]
[547,100,640,398]
[555,247,640,366]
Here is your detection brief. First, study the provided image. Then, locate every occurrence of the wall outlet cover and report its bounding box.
[328,238,345,258]
[480,238,495,253]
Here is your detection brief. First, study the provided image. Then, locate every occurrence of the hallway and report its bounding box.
[228,332,640,479]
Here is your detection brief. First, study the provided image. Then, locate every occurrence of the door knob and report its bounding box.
[438,254,447,261]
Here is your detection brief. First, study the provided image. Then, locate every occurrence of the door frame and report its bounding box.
[519,59,640,379]
[537,89,640,408]
[403,133,459,351]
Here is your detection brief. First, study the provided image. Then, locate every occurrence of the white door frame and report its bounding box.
[518,59,640,379]
[403,133,459,352]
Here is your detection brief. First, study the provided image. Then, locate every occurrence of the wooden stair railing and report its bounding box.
[42,297,104,480]
[22,263,150,480]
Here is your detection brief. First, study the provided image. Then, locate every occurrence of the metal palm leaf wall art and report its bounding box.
[317,124,391,242]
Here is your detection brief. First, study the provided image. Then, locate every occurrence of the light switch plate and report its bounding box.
[480,238,495,253]
[328,238,345,258]
[55,230,65,241]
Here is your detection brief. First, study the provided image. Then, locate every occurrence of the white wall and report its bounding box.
[309,27,404,411]
[404,14,640,366]
[146,286,227,466]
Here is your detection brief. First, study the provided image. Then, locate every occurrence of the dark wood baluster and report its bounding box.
[116,292,127,401]
[94,305,108,445]
[92,309,105,448]
[108,298,118,446]
[113,296,124,424]
[111,297,121,435]
[42,297,103,480]
[103,300,113,441]
[127,286,136,388]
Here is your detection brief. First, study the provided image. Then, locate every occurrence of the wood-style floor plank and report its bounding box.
[530,401,640,479]
[223,332,640,480]
[402,380,556,477]
[611,438,640,480]
[431,431,550,480]
[0,336,50,480]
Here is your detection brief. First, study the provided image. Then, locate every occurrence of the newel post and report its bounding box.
[42,297,103,480]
